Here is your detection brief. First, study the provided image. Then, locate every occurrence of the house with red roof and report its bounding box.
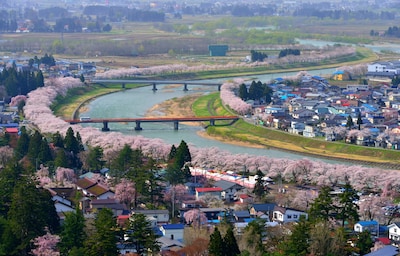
[195,187,222,200]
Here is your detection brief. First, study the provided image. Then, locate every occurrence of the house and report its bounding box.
[157,236,185,254]
[117,243,137,255]
[75,177,115,199]
[132,209,169,224]
[364,245,399,256]
[213,180,243,201]
[233,210,251,222]
[272,206,308,223]
[160,224,185,240]
[90,198,127,216]
[354,220,379,235]
[249,203,276,221]
[388,222,400,241]
[291,109,315,119]
[195,187,222,200]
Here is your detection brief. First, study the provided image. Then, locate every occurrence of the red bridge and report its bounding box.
[64,115,239,131]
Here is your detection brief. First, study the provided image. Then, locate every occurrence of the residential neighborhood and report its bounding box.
[248,61,400,153]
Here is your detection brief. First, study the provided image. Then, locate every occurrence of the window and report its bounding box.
[293,214,298,219]
[287,215,292,219]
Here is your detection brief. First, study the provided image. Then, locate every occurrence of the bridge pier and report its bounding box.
[152,83,157,91]
[183,84,188,91]
[135,121,143,131]
[174,121,179,130]
[102,121,110,131]
[122,83,125,89]
[218,84,222,91]
[210,119,215,126]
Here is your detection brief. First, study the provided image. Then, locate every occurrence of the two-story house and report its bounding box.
[272,206,308,223]
[213,180,243,202]
[388,222,400,241]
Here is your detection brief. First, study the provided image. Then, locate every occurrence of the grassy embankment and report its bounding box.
[193,92,400,166]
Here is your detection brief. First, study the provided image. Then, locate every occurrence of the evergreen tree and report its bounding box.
[27,130,43,160]
[280,216,310,256]
[346,115,354,130]
[223,226,240,256]
[79,74,85,83]
[356,230,374,255]
[208,227,224,256]
[15,128,30,159]
[357,112,363,130]
[253,170,266,199]
[6,177,59,255]
[86,146,105,171]
[112,144,134,176]
[64,127,79,154]
[37,138,53,164]
[308,186,334,222]
[0,161,25,216]
[84,208,118,256]
[127,213,160,255]
[54,149,69,168]
[36,70,44,87]
[238,83,248,100]
[59,208,86,255]
[52,131,64,148]
[168,144,177,161]
[337,178,359,227]
[76,132,84,152]
[175,140,191,169]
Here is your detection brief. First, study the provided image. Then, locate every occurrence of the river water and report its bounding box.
[82,68,345,163]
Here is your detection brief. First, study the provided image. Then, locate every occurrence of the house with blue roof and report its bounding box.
[160,224,185,240]
[354,220,379,234]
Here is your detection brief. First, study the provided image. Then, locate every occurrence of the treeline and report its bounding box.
[0,54,55,98]
[279,48,300,58]
[383,26,400,38]
[238,80,273,104]
[250,50,268,62]
[293,8,395,20]
[83,6,165,22]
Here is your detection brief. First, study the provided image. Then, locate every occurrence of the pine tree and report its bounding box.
[308,186,334,222]
[6,177,60,255]
[223,226,240,256]
[59,208,86,255]
[64,127,79,154]
[337,178,359,227]
[27,130,42,160]
[52,131,64,148]
[208,227,224,256]
[86,146,105,171]
[356,230,373,255]
[127,213,160,255]
[175,140,191,169]
[84,208,118,256]
[280,216,310,256]
[253,170,266,199]
[15,128,30,159]
[168,144,177,161]
[238,83,248,100]
[357,112,363,130]
[54,149,69,168]
[346,115,354,130]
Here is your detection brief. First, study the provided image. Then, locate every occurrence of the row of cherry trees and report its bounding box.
[94,46,357,79]
[22,75,400,196]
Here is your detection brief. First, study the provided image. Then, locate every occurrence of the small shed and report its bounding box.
[208,45,229,56]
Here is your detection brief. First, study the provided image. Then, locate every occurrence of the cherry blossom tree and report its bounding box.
[30,229,60,256]
[55,167,76,185]
[184,209,208,228]
[114,178,136,208]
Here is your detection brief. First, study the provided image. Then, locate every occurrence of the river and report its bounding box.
[81,68,347,164]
